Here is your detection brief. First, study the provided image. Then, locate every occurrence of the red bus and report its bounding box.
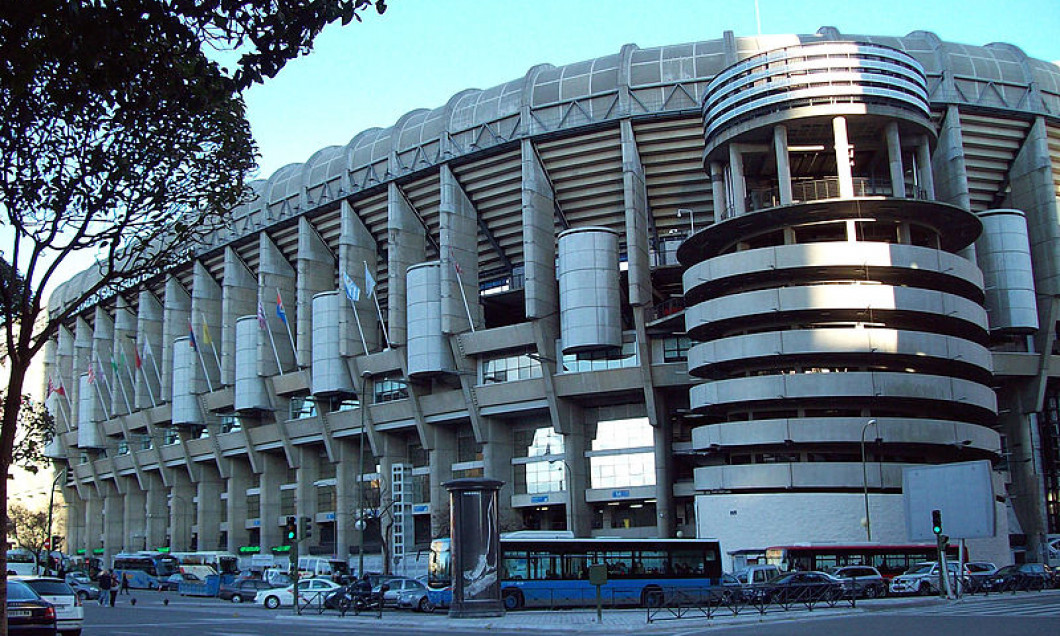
[765,544,960,579]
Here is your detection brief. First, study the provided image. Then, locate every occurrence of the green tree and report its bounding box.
[0,2,387,629]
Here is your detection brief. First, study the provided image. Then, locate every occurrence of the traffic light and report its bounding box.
[301,516,313,539]
[285,516,297,542]
[931,509,942,535]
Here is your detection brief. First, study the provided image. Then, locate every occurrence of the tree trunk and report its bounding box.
[2,362,29,636]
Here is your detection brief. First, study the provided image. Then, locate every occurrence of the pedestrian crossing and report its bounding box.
[895,593,1060,618]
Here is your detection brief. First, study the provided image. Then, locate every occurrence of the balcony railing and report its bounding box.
[720,177,930,220]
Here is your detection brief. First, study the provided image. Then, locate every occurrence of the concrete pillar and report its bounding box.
[621,119,652,308]
[931,105,972,211]
[439,164,482,334]
[774,125,792,204]
[521,138,558,320]
[197,464,225,551]
[169,477,195,551]
[91,307,118,416]
[226,459,252,552]
[161,276,191,401]
[297,217,336,365]
[191,261,223,390]
[916,137,936,199]
[885,121,906,198]
[333,441,356,561]
[84,493,104,557]
[387,182,427,347]
[563,421,593,537]
[833,116,855,198]
[144,473,168,550]
[64,486,86,554]
[481,421,517,533]
[102,486,124,564]
[339,201,380,356]
[709,161,726,222]
[56,326,76,424]
[73,318,93,426]
[112,298,139,415]
[728,144,747,215]
[259,453,287,552]
[296,447,322,554]
[429,426,457,538]
[122,481,147,552]
[259,233,298,374]
[653,417,675,538]
[135,291,164,409]
[222,246,258,386]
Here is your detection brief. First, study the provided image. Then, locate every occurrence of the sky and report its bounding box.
[243,0,1060,179]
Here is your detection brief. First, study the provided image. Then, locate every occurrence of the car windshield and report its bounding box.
[967,564,992,573]
[68,574,91,583]
[905,564,934,575]
[25,580,74,596]
[6,581,40,601]
[995,566,1018,575]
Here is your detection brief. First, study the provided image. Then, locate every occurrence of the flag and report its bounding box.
[143,339,154,361]
[47,378,54,396]
[119,346,128,370]
[188,321,197,350]
[202,318,213,346]
[364,262,376,298]
[55,381,66,397]
[276,289,288,325]
[87,363,96,385]
[449,247,464,275]
[134,346,142,369]
[110,356,118,373]
[343,271,361,302]
[257,300,267,330]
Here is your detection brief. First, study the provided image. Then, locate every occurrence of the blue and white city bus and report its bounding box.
[112,551,180,589]
[428,535,723,610]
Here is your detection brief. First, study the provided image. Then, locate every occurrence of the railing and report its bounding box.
[645,581,857,624]
[719,178,931,220]
[650,298,685,322]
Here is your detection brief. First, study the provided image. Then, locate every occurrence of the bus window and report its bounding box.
[602,550,633,578]
[638,550,668,576]
[529,551,560,580]
[503,551,528,580]
[672,549,709,576]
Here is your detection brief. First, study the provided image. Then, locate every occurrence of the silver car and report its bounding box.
[16,575,85,636]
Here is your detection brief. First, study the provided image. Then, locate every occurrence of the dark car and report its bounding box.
[753,571,844,604]
[989,563,1051,591]
[62,573,99,602]
[6,579,57,635]
[218,579,275,603]
[159,572,201,592]
[826,565,886,598]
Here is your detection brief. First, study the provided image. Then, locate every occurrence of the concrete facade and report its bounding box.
[40,28,1060,572]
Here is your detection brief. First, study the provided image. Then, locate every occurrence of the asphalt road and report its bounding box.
[79,588,1060,636]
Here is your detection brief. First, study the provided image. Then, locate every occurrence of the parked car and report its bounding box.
[395,579,434,612]
[379,577,423,607]
[989,563,1052,591]
[5,579,58,635]
[159,572,202,592]
[889,561,965,596]
[826,565,886,598]
[255,578,342,609]
[962,561,997,591]
[751,571,844,604]
[709,573,744,603]
[62,573,99,602]
[217,579,276,603]
[14,576,83,636]
[733,564,782,600]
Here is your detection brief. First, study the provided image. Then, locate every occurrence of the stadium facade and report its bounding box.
[42,28,1060,570]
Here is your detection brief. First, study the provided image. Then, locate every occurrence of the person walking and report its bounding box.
[97,570,112,606]
[108,571,119,607]
[120,573,130,595]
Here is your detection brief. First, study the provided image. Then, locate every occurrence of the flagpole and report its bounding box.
[114,357,134,414]
[191,327,215,393]
[145,341,164,392]
[260,301,285,374]
[140,363,158,409]
[121,340,142,409]
[277,289,300,367]
[201,311,223,378]
[57,375,74,414]
[94,353,116,412]
[342,271,370,355]
[89,364,112,421]
[351,300,370,355]
[452,262,476,333]
[364,261,390,349]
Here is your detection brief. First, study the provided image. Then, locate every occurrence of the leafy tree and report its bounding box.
[6,501,64,566]
[0,392,55,475]
[0,1,387,628]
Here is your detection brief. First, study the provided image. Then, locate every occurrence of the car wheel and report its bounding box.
[501,589,523,610]
[641,586,665,608]
[863,585,878,599]
[76,590,88,601]
[264,595,281,610]
[418,596,434,613]
[919,582,933,596]
[230,594,243,603]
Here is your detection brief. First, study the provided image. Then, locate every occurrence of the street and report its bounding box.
[80,589,1060,635]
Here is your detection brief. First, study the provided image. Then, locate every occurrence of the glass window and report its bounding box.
[589,417,656,489]
[117,438,129,455]
[329,397,358,412]
[219,413,241,434]
[513,427,563,458]
[317,485,336,512]
[457,433,482,463]
[246,494,260,519]
[280,489,295,516]
[163,429,180,445]
[374,376,408,403]
[662,336,690,363]
[289,396,317,420]
[561,335,638,373]
[481,349,543,384]
[513,461,566,494]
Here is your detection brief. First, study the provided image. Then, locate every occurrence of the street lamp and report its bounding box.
[860,419,880,541]
[356,370,372,577]
[677,208,696,235]
[45,465,67,575]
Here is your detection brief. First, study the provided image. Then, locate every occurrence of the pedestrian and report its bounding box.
[108,571,119,607]
[97,570,112,606]
[120,573,130,595]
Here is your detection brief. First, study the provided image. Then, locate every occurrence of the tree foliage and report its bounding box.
[0,1,387,629]
[0,393,55,475]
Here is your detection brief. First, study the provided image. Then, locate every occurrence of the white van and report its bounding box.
[297,557,350,581]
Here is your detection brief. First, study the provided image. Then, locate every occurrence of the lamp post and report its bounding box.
[677,208,696,235]
[860,419,880,541]
[356,370,371,576]
[45,466,67,575]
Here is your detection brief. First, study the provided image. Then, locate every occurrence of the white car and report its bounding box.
[254,577,342,609]
[15,575,84,635]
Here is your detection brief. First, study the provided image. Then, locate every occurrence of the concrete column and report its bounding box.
[91,307,118,416]
[56,326,76,424]
[931,105,972,211]
[169,477,195,551]
[64,486,86,554]
[191,261,223,389]
[225,459,252,552]
[221,247,258,386]
[297,217,336,366]
[439,164,482,334]
[709,161,726,222]
[332,440,355,561]
[122,481,147,551]
[563,421,593,537]
[102,486,124,564]
[296,447,322,554]
[112,298,138,415]
[259,233,298,374]
[653,417,675,538]
[161,276,192,401]
[429,426,457,538]
[774,126,793,204]
[83,492,104,556]
[257,454,286,552]
[833,116,855,198]
[621,119,652,308]
[728,144,747,215]
[339,201,380,356]
[521,138,558,320]
[885,121,906,198]
[386,182,427,346]
[916,137,936,199]
[144,473,168,550]
[196,464,225,551]
[72,318,93,426]
[135,291,164,409]
[482,421,517,532]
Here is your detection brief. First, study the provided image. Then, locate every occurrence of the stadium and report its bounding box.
[43,27,1060,570]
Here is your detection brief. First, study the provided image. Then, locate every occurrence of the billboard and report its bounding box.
[1047,534,1060,568]
[902,460,996,541]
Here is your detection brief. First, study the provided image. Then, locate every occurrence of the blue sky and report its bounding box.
[244,0,1060,179]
